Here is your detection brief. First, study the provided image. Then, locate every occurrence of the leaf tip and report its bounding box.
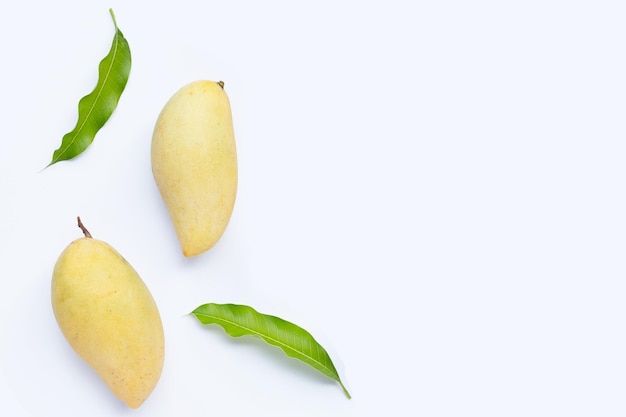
[188,304,206,319]
[44,154,61,169]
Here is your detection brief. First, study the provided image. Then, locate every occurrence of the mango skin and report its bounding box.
[151,80,238,257]
[51,237,164,408]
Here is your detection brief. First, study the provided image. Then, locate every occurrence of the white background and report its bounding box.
[1,0,626,415]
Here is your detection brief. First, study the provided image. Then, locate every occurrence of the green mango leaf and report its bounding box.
[191,303,351,399]
[47,9,131,167]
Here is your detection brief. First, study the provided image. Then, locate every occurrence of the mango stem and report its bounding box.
[77,216,92,238]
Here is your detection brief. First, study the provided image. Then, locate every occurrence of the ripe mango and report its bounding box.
[151,80,238,257]
[51,218,164,408]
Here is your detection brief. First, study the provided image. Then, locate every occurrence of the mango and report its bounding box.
[151,80,238,257]
[51,218,164,408]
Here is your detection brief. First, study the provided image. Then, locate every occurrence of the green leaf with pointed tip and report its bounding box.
[191,303,351,399]
[47,9,131,167]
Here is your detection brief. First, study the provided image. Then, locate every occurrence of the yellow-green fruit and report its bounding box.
[151,80,238,257]
[51,219,164,408]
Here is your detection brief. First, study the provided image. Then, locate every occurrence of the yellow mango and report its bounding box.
[151,80,238,257]
[51,218,164,408]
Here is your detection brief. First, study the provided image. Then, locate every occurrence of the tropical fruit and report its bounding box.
[151,80,238,257]
[51,217,164,408]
